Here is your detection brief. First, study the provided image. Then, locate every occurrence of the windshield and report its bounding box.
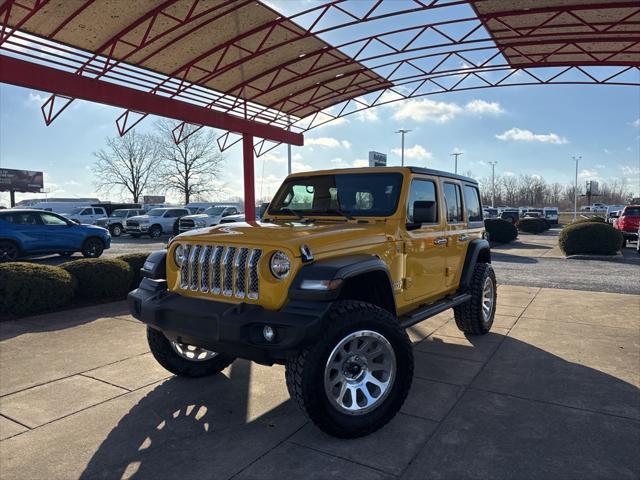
[146,209,164,216]
[111,210,127,217]
[69,207,84,214]
[269,173,403,217]
[204,206,225,215]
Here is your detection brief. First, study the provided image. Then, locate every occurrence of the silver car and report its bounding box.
[125,208,189,238]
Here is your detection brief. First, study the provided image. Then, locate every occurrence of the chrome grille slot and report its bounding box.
[222,247,237,296]
[199,246,212,292]
[247,249,262,299]
[234,248,249,298]
[210,246,224,294]
[189,245,201,291]
[179,244,191,289]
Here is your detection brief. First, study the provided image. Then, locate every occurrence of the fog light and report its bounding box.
[263,325,275,342]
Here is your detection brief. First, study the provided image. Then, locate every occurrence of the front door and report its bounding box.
[402,177,447,303]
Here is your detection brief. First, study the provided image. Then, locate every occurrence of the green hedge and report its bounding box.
[517,217,549,234]
[559,222,623,256]
[572,216,606,224]
[0,263,74,317]
[116,252,151,289]
[61,258,133,300]
[484,218,518,243]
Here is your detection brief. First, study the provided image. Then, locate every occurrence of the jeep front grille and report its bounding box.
[178,244,261,300]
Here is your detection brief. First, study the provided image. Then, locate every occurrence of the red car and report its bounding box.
[613,205,640,247]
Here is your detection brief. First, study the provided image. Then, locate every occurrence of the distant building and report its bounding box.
[16,197,100,207]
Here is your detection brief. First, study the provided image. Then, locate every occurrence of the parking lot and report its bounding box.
[1,283,638,479]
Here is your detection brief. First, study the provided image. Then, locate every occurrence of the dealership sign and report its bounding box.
[368,151,387,167]
[0,168,44,192]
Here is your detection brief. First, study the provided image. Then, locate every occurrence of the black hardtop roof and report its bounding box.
[408,167,477,184]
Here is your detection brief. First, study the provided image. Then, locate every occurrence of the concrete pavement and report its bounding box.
[0,286,638,479]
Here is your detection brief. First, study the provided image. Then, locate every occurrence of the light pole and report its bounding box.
[396,129,411,166]
[451,152,463,174]
[489,161,498,207]
[572,155,581,221]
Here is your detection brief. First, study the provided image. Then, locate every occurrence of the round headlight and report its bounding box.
[174,244,188,267]
[269,250,291,279]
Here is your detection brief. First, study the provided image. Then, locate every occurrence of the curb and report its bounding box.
[565,252,624,261]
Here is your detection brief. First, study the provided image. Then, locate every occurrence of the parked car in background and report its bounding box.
[613,205,640,247]
[522,211,542,219]
[185,202,217,214]
[0,209,110,261]
[178,205,241,233]
[500,209,520,224]
[95,208,146,237]
[543,207,559,224]
[63,206,108,225]
[605,205,626,223]
[126,208,190,238]
[482,207,498,219]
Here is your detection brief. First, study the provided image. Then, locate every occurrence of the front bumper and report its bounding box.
[126,225,149,233]
[128,278,330,364]
[621,231,639,241]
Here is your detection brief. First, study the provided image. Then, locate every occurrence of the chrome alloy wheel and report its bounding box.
[324,330,396,416]
[170,341,218,362]
[482,276,495,323]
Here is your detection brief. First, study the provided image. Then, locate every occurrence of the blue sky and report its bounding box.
[1,0,639,205]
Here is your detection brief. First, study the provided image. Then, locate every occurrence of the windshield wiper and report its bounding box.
[325,207,354,220]
[275,208,307,221]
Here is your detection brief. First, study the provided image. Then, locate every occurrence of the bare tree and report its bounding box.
[92,131,160,202]
[502,175,518,207]
[154,120,225,204]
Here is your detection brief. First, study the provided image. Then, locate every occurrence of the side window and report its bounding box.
[80,208,92,215]
[443,182,463,223]
[165,210,177,218]
[407,179,437,223]
[40,213,68,226]
[94,208,105,215]
[463,185,482,222]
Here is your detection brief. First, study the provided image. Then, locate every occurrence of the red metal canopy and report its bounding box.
[1,0,638,216]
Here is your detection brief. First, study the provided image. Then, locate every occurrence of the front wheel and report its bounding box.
[81,237,104,258]
[147,327,235,377]
[110,224,123,237]
[285,300,413,438]
[454,263,497,335]
[148,225,162,239]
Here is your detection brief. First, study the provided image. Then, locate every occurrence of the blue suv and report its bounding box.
[0,209,111,261]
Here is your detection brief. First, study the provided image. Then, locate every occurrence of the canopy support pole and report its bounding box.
[243,134,256,222]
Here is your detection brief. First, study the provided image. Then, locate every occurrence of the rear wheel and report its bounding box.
[0,241,19,262]
[285,300,413,438]
[110,224,123,237]
[454,263,497,335]
[147,327,235,377]
[81,237,104,258]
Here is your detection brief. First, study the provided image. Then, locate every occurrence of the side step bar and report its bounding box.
[399,293,471,329]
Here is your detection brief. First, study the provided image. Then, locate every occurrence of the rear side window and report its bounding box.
[407,179,437,223]
[463,185,482,222]
[443,182,463,223]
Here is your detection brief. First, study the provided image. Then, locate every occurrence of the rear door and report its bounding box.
[402,176,447,303]
[442,180,467,290]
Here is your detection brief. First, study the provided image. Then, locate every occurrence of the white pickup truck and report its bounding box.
[178,205,241,233]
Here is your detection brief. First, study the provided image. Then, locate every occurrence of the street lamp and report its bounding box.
[488,161,498,207]
[395,129,411,166]
[572,155,581,221]
[451,152,463,174]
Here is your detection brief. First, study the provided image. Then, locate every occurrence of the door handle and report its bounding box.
[458,234,470,242]
[433,237,448,246]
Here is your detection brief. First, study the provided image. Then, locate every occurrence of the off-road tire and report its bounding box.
[81,237,105,258]
[285,300,413,438]
[148,225,162,239]
[454,262,497,335]
[147,327,235,377]
[110,224,123,237]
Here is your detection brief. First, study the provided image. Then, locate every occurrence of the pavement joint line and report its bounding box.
[228,422,310,480]
[0,412,32,430]
[282,439,398,478]
[512,317,640,332]
[397,289,540,478]
[398,409,445,424]
[0,351,151,399]
[78,373,133,392]
[466,386,640,423]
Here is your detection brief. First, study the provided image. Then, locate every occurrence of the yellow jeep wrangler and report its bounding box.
[129,167,496,438]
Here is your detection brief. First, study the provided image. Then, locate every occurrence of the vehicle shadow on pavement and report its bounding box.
[77,333,639,480]
[490,252,539,264]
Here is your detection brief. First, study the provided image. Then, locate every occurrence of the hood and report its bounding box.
[174,220,393,257]
[181,213,219,220]
[128,215,151,221]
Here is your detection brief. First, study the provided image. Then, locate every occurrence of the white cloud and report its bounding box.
[292,161,312,172]
[622,165,640,175]
[262,152,286,164]
[307,112,348,129]
[465,100,504,115]
[25,92,47,108]
[353,159,369,167]
[495,128,568,144]
[292,152,303,161]
[578,169,598,179]
[503,171,515,177]
[595,164,606,169]
[391,144,432,160]
[306,137,351,149]
[633,118,640,128]
[356,109,379,122]
[392,99,462,123]
[341,140,352,149]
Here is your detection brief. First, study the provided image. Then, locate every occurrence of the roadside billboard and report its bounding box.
[0,168,44,192]
[143,195,165,203]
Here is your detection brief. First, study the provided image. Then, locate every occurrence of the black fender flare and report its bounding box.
[288,254,394,303]
[459,239,491,292]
